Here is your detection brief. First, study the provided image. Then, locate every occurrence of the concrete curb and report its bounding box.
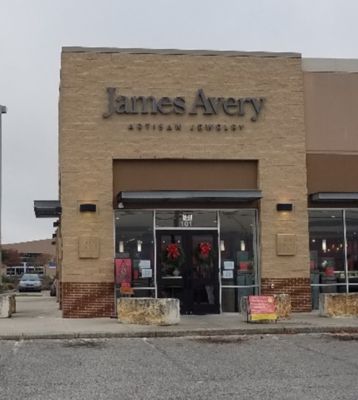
[1,325,358,341]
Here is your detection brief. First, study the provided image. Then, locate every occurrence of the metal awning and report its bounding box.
[34,200,62,218]
[117,190,262,207]
[310,192,358,202]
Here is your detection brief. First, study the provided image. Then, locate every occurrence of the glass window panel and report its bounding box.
[158,234,184,278]
[220,210,258,312]
[191,233,218,310]
[157,233,185,309]
[115,210,155,288]
[221,288,255,313]
[156,210,217,228]
[345,210,358,293]
[308,210,345,309]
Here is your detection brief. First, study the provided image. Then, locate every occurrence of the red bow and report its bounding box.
[167,243,180,260]
[199,242,212,257]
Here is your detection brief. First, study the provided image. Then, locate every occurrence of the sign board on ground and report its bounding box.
[248,295,277,322]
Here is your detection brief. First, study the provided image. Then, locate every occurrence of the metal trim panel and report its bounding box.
[310,192,358,202]
[34,200,61,218]
[118,190,262,206]
[62,47,300,58]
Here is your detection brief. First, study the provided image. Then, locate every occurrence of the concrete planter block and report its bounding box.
[9,294,16,314]
[240,297,249,321]
[320,293,358,317]
[117,297,180,325]
[0,295,11,318]
[273,294,291,319]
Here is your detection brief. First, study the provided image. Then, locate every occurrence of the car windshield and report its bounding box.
[21,274,40,281]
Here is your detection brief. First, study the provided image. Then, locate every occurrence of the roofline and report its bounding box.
[62,47,301,58]
[3,239,52,247]
[303,58,358,73]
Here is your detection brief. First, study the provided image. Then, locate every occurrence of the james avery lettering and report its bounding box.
[103,88,265,122]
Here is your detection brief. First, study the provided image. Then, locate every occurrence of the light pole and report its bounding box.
[0,105,7,284]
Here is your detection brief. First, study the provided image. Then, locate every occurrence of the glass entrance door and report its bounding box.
[156,230,219,314]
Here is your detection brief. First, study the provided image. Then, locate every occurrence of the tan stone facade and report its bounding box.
[59,48,310,317]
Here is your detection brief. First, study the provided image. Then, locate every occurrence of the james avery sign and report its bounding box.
[103,88,265,122]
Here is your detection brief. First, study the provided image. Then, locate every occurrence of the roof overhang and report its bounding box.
[117,190,262,207]
[34,200,61,218]
[310,192,358,203]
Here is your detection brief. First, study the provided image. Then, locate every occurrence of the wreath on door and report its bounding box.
[162,243,185,272]
[195,241,215,266]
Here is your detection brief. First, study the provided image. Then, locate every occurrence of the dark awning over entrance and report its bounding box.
[310,192,358,202]
[34,200,62,218]
[117,190,262,207]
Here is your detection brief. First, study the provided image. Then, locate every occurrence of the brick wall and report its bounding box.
[62,282,114,318]
[60,49,308,286]
[261,278,311,312]
[58,281,62,310]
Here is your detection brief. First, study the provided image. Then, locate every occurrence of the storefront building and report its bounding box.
[304,58,358,307]
[34,48,358,317]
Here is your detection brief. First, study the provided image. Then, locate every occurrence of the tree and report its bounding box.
[33,253,52,266]
[2,249,22,266]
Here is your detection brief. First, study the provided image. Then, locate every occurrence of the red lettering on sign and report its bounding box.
[248,296,275,314]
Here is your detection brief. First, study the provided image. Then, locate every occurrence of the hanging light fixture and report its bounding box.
[137,240,142,252]
[220,240,225,251]
[322,239,327,252]
[119,241,124,253]
[240,240,246,252]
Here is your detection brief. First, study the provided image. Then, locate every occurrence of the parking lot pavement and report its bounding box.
[0,334,357,400]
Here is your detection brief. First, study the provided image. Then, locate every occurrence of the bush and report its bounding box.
[5,283,15,291]
[1,275,18,284]
[0,281,15,293]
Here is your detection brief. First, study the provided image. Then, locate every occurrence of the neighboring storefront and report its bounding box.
[34,49,358,318]
[304,59,358,306]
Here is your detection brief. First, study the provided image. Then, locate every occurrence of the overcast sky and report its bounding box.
[1,0,358,243]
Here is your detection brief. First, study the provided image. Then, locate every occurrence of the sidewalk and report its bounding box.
[1,293,358,340]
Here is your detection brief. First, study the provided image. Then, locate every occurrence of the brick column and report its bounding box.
[261,278,311,312]
[58,280,62,310]
[62,282,114,318]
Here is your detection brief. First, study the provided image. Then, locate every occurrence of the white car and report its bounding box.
[18,274,42,292]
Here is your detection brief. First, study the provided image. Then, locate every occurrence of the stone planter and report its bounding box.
[117,297,180,325]
[273,294,291,319]
[320,293,358,317]
[0,293,16,318]
[9,294,16,314]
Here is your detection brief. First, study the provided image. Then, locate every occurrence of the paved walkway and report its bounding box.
[1,292,358,340]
